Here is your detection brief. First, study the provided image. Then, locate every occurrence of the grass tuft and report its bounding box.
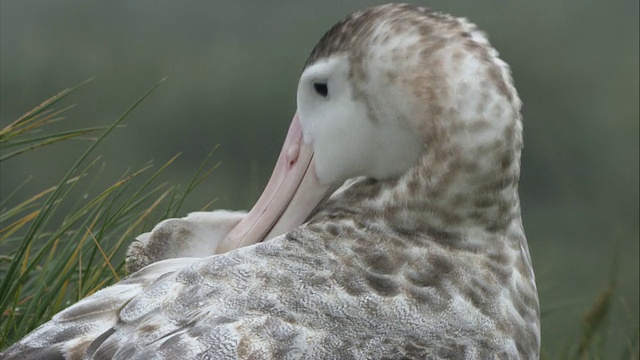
[0,80,217,349]
[576,279,616,359]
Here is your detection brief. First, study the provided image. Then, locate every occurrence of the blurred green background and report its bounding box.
[1,0,638,357]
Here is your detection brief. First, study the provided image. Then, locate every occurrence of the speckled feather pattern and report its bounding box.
[2,4,540,359]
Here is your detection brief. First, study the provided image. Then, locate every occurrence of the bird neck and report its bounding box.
[317,124,523,244]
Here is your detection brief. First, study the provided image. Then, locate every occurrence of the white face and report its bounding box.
[219,54,426,253]
[296,56,424,185]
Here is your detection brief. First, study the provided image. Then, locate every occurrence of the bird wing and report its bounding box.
[2,257,200,359]
[2,237,328,360]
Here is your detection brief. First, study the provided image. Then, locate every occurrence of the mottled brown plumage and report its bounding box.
[2,4,540,359]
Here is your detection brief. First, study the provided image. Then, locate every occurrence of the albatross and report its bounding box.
[2,3,540,359]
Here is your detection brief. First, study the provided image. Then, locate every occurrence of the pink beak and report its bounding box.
[216,113,332,253]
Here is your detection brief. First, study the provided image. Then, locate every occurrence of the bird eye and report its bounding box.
[313,82,328,97]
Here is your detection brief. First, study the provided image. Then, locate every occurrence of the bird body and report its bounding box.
[2,4,540,359]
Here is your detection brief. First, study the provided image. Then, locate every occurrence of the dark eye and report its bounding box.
[313,82,328,97]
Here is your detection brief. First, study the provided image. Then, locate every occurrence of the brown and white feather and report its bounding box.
[2,4,539,359]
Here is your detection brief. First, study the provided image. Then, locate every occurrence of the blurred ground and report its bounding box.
[1,0,638,356]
